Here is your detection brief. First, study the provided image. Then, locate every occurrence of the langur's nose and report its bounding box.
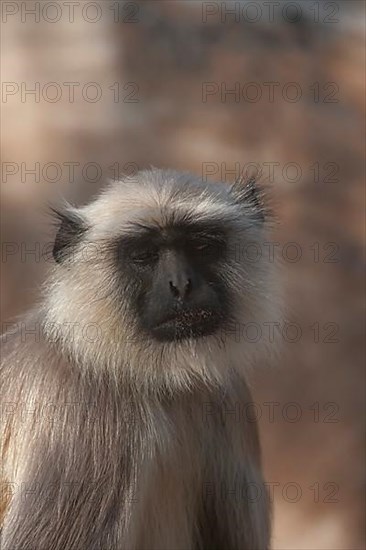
[169,277,192,299]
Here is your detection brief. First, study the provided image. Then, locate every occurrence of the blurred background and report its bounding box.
[1,1,365,548]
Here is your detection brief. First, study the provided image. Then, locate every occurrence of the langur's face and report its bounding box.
[50,169,268,350]
[116,220,230,342]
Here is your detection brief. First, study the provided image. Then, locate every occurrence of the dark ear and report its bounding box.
[230,175,265,222]
[51,206,86,263]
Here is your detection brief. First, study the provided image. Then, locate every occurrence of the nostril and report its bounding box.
[169,281,180,298]
[185,278,192,294]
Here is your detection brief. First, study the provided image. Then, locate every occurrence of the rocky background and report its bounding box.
[1,1,365,548]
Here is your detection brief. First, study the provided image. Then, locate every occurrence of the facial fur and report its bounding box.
[44,169,278,391]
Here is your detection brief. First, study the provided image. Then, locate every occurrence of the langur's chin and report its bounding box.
[149,309,223,342]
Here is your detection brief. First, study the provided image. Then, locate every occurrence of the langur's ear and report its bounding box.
[230,175,266,223]
[50,205,87,264]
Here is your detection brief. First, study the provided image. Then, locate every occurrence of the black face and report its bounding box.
[116,221,230,342]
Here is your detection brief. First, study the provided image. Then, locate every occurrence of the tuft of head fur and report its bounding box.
[42,169,280,393]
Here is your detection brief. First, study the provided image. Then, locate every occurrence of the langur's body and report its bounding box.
[0,169,278,549]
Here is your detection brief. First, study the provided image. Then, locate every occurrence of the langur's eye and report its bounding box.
[190,238,225,258]
[130,248,159,266]
[193,242,211,251]
[194,243,216,256]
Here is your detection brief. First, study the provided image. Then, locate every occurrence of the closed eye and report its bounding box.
[194,242,212,251]
[130,249,159,265]
[189,237,226,257]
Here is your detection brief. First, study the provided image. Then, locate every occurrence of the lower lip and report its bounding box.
[151,311,222,343]
[156,311,213,329]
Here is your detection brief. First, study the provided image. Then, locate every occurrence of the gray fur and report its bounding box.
[0,169,278,549]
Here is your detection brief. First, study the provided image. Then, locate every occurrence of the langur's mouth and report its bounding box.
[151,309,222,342]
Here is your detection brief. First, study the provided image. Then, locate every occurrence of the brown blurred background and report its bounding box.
[1,1,365,548]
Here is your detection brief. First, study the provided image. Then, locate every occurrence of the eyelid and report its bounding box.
[193,241,214,250]
[131,248,158,259]
[189,236,226,258]
[191,235,226,246]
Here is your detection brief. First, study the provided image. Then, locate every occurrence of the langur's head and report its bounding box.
[45,169,277,390]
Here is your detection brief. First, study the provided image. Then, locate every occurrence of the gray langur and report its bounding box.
[0,169,279,549]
